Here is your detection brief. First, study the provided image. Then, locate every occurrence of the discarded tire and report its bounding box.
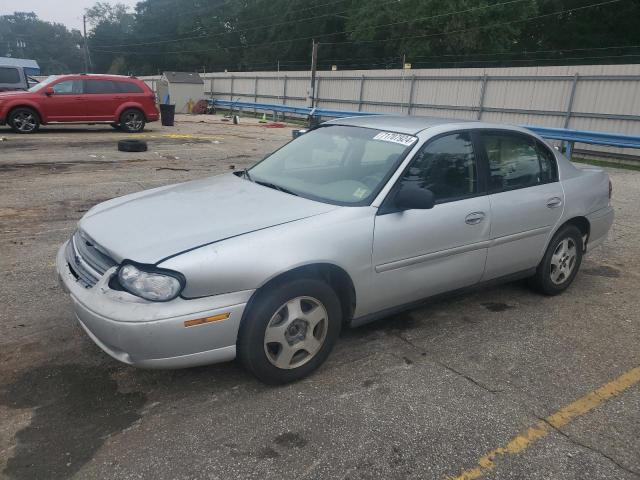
[118,139,148,152]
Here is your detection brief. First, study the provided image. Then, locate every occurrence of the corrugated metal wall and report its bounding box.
[141,64,640,158]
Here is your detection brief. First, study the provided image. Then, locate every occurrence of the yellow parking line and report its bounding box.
[450,367,640,480]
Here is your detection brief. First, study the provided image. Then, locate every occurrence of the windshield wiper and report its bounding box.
[255,180,299,197]
[243,168,253,182]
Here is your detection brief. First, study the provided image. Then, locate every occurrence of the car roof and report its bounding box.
[56,74,140,81]
[324,115,529,136]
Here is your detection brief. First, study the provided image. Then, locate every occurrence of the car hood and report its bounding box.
[79,173,338,264]
[0,90,31,98]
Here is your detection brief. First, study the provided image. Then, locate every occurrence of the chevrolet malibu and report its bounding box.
[56,116,614,383]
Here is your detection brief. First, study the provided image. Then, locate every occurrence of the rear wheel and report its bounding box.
[530,225,583,295]
[9,107,40,134]
[119,109,145,133]
[238,278,342,384]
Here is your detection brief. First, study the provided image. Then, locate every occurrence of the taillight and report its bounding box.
[609,180,613,199]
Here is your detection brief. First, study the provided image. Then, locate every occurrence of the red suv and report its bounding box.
[0,74,159,134]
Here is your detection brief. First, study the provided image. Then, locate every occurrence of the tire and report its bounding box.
[529,225,583,296]
[9,107,40,134]
[117,139,148,152]
[119,108,146,133]
[238,278,342,384]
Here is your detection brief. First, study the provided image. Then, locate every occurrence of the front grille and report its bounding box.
[65,231,117,288]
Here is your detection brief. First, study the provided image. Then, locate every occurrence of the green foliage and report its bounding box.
[0,12,84,74]
[3,0,640,75]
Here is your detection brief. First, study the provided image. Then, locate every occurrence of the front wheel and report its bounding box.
[238,278,342,384]
[9,107,40,134]
[530,225,583,295]
[119,109,145,133]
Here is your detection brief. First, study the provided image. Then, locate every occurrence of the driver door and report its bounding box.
[42,79,85,121]
[369,131,491,313]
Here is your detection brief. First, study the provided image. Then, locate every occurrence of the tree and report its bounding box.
[0,12,84,74]
[86,3,135,73]
[5,0,640,76]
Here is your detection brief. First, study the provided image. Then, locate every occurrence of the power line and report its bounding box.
[93,0,530,49]
[93,0,365,46]
[94,0,623,56]
[322,0,624,46]
[135,0,357,28]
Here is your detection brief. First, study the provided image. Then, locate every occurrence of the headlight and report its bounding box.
[117,263,184,302]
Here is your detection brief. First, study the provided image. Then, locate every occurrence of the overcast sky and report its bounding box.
[1,0,139,31]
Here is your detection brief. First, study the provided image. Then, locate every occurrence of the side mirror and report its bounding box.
[44,87,55,96]
[394,184,435,211]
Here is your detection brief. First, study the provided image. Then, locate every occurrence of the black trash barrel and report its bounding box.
[159,104,176,126]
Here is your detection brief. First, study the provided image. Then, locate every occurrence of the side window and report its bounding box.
[0,67,20,84]
[402,132,477,203]
[482,132,543,192]
[536,141,558,183]
[117,81,144,93]
[53,80,82,94]
[84,80,119,94]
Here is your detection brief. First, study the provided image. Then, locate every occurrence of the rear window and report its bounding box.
[0,67,21,84]
[116,81,144,93]
[84,80,119,94]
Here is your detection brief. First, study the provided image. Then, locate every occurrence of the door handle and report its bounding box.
[546,197,563,209]
[465,212,485,225]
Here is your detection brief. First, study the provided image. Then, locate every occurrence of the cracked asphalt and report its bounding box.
[0,115,638,480]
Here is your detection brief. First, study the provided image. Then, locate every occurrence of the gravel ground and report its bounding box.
[0,115,638,480]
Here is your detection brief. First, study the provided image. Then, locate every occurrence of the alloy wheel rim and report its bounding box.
[124,113,143,131]
[14,112,36,132]
[550,237,577,285]
[263,296,328,370]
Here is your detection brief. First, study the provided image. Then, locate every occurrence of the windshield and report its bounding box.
[28,75,59,92]
[248,125,417,205]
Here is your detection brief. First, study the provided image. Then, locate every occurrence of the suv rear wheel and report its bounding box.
[119,109,145,133]
[9,107,40,134]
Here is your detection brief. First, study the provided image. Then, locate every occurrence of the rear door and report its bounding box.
[41,79,86,120]
[370,130,491,313]
[83,79,120,120]
[479,130,563,280]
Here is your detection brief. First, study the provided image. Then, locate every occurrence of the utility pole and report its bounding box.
[308,40,318,108]
[83,15,92,72]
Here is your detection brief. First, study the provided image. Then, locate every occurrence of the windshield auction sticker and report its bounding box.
[373,132,417,147]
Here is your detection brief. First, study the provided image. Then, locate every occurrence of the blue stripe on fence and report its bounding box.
[212,99,640,152]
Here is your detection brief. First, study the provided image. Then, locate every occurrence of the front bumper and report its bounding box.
[56,242,253,368]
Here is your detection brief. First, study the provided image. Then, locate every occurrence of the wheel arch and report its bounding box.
[116,103,147,121]
[556,216,590,251]
[8,104,43,123]
[241,263,357,333]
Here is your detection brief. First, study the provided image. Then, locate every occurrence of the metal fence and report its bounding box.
[141,64,640,159]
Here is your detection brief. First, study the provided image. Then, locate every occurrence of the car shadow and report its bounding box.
[0,279,532,480]
[2,126,159,135]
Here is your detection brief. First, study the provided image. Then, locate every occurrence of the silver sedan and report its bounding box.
[56,116,614,383]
